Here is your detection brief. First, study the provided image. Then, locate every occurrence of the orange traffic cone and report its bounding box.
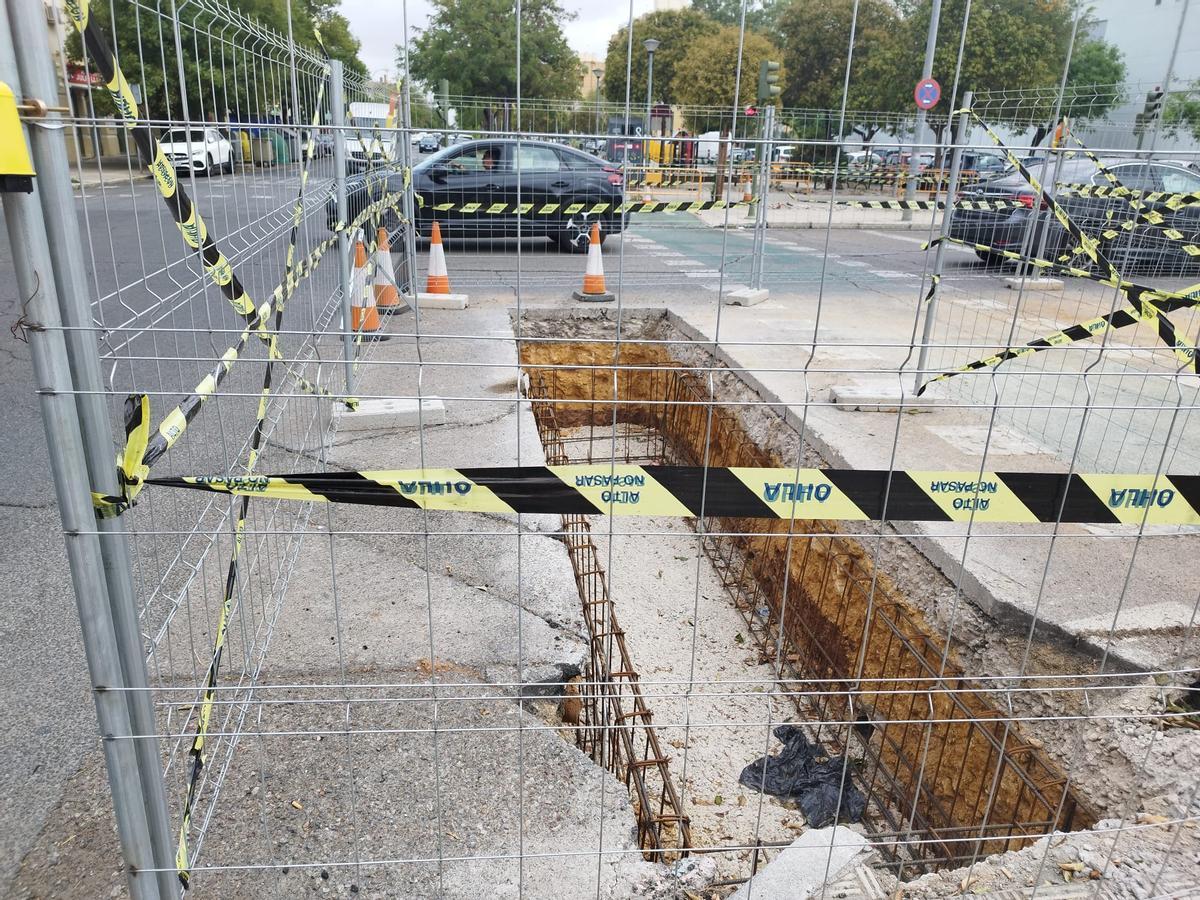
[741,173,753,203]
[571,222,614,303]
[350,235,380,333]
[425,221,451,294]
[373,226,405,312]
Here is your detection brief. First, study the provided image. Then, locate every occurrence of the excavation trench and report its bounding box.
[516,312,1095,878]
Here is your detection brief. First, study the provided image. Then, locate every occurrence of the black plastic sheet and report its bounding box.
[738,725,866,828]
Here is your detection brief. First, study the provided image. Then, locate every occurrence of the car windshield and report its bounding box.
[413,144,462,170]
[165,130,207,143]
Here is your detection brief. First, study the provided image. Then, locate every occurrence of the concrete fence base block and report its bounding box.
[415,292,470,309]
[724,287,769,306]
[336,397,447,431]
[1003,276,1064,291]
[729,827,871,900]
[830,384,935,413]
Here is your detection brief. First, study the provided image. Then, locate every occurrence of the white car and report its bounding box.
[159,127,233,175]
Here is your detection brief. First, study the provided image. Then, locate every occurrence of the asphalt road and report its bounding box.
[2,157,1198,892]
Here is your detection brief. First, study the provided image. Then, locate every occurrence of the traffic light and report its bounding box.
[757,60,781,106]
[1142,86,1165,124]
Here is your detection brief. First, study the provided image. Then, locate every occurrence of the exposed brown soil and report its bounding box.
[519,320,1095,868]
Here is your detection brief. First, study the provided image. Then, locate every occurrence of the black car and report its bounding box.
[951,157,1200,274]
[331,139,626,252]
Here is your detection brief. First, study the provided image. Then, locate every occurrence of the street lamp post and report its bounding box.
[593,67,604,145]
[644,38,659,164]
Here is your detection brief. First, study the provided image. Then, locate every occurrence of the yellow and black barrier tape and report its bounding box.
[121,189,405,481]
[918,109,1198,392]
[917,282,1200,395]
[840,199,1026,211]
[1057,183,1200,210]
[414,196,754,216]
[66,0,273,346]
[141,465,1200,525]
[1058,140,1200,261]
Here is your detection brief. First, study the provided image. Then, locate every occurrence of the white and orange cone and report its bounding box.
[350,235,381,334]
[424,220,451,294]
[373,226,406,313]
[741,173,753,203]
[572,222,614,303]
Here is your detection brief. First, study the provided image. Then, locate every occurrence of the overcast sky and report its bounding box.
[338,0,659,81]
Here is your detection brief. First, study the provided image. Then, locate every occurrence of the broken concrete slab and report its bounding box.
[728,827,871,900]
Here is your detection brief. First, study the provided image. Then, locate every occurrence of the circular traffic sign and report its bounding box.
[914,77,941,110]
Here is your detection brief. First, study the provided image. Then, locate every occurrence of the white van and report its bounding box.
[346,101,397,169]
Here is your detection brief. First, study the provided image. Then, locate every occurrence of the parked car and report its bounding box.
[879,149,934,170]
[329,138,626,252]
[417,133,441,153]
[845,150,884,169]
[314,130,335,157]
[959,150,1008,179]
[159,127,233,175]
[951,157,1200,273]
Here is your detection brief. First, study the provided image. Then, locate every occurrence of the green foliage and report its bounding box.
[408,0,581,100]
[690,0,779,34]
[776,0,900,111]
[602,9,720,105]
[1164,80,1200,142]
[673,26,782,118]
[1061,39,1126,122]
[890,0,1074,121]
[66,0,366,122]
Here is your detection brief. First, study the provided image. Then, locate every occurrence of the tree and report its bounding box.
[886,0,1075,140]
[1028,38,1127,146]
[602,9,721,106]
[690,0,778,34]
[672,27,782,118]
[407,0,581,104]
[1164,81,1200,143]
[66,0,367,122]
[775,0,903,142]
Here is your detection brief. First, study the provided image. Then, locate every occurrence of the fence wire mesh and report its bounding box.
[4,0,1200,898]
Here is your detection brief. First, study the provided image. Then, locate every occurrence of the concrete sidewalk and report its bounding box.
[693,199,939,231]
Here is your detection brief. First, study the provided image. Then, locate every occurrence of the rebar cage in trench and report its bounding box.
[529,369,693,860]
[521,351,1091,875]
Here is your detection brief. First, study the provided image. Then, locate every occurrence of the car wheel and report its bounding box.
[205,154,218,177]
[556,209,604,253]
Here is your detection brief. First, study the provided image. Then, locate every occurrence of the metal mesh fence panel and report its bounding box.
[5,0,1200,898]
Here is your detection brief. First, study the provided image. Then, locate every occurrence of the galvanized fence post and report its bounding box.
[4,0,177,895]
[750,104,775,291]
[913,90,971,394]
[0,7,171,898]
[330,60,356,394]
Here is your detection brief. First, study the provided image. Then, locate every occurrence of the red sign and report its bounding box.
[67,64,103,88]
[745,106,757,117]
[913,77,941,110]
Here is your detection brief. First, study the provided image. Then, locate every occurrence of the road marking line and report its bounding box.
[864,230,974,254]
[839,260,868,268]
[869,270,918,278]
